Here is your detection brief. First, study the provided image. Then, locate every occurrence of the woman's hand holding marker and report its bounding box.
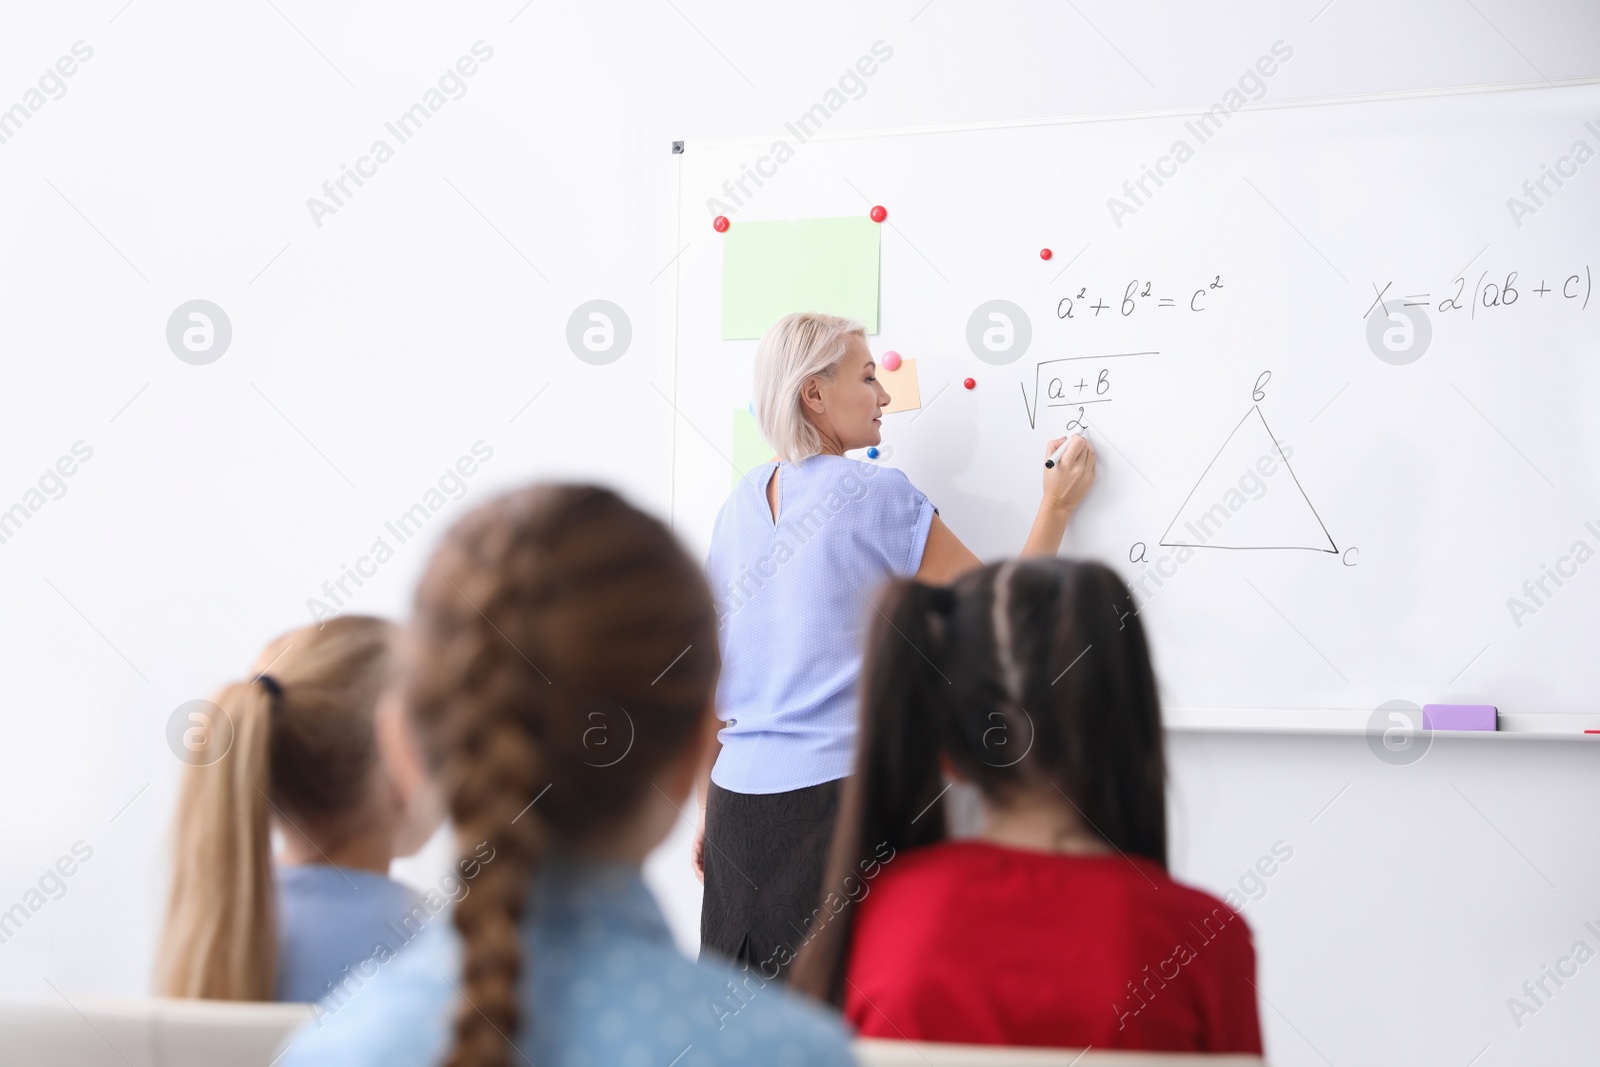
[1042,432,1096,514]
[1045,432,1079,468]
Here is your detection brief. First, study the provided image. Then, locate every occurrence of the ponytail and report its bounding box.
[157,616,396,1001]
[791,577,956,1004]
[158,679,277,1000]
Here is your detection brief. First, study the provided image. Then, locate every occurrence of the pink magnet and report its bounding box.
[882,350,902,371]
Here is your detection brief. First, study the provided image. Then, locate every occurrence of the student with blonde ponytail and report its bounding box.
[158,615,439,1003]
[281,484,853,1067]
[791,559,1263,1055]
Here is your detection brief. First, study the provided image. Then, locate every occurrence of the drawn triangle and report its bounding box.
[1159,405,1336,552]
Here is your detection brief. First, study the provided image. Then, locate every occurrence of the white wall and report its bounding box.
[1,2,1596,1065]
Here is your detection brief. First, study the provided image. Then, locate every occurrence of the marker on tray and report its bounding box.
[1422,704,1497,731]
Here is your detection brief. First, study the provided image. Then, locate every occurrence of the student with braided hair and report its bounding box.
[281,484,853,1067]
[791,559,1263,1055]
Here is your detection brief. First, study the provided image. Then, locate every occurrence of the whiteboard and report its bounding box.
[671,81,1600,718]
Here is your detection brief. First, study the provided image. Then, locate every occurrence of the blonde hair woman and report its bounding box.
[695,311,1096,977]
[158,615,440,1002]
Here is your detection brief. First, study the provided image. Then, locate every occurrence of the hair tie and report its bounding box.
[255,673,284,701]
[926,585,957,616]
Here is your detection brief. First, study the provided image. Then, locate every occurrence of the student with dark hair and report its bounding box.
[791,559,1263,1055]
[281,484,854,1067]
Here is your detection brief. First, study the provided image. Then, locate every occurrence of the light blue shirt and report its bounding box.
[275,864,424,1003]
[706,455,936,794]
[277,859,856,1067]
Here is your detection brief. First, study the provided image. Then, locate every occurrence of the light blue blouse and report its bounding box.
[275,864,424,1003]
[276,858,856,1067]
[705,455,936,794]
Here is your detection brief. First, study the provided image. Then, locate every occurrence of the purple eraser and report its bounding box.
[1423,704,1497,731]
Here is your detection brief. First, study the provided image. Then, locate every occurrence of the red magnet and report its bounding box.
[882,350,902,371]
[869,205,887,223]
[963,377,976,390]
[1040,248,1053,260]
[713,215,729,232]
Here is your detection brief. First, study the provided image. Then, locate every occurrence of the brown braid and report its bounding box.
[406,484,720,1067]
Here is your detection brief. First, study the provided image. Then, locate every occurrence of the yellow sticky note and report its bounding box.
[721,217,881,339]
[732,407,774,489]
[879,357,921,414]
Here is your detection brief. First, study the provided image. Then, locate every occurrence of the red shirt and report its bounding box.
[842,841,1262,1054]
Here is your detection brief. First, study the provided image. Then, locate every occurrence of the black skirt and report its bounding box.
[699,777,842,979]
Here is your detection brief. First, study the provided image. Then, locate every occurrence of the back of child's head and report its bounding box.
[794,558,1167,1002]
[403,483,720,1067]
[159,614,396,1000]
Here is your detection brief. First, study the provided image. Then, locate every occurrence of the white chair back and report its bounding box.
[0,999,1268,1067]
[0,997,310,1067]
[854,1038,1266,1066]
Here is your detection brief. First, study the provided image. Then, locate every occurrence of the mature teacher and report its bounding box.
[695,311,1096,975]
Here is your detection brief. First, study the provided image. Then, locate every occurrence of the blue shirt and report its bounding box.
[275,864,425,1003]
[706,455,936,793]
[277,859,856,1067]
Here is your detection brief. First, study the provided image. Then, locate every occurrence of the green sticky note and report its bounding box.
[721,217,881,339]
[732,407,773,489]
